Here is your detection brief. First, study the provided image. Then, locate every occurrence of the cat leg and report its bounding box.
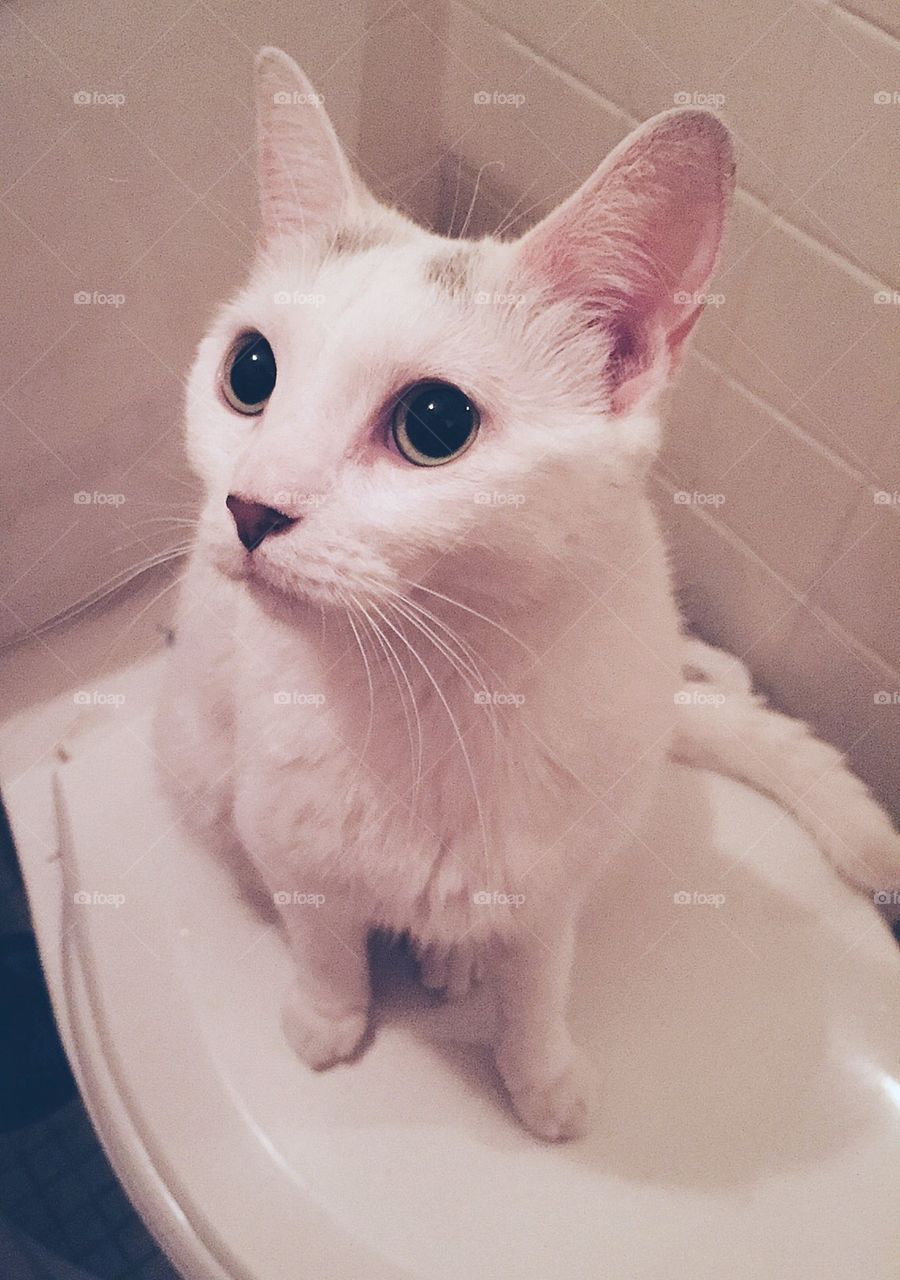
[419,939,484,1001]
[277,900,370,1070]
[493,917,593,1141]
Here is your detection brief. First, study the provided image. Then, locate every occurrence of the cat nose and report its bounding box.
[225,494,297,551]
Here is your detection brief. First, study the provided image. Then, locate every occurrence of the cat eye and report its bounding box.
[391,380,479,466]
[221,331,277,415]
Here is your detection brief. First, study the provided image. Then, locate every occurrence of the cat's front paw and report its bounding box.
[506,1054,595,1142]
[419,941,484,1001]
[282,987,368,1070]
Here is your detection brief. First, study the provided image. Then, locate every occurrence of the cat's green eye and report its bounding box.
[391,381,479,466]
[221,331,277,415]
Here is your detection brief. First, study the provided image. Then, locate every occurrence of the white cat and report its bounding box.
[158,47,900,1141]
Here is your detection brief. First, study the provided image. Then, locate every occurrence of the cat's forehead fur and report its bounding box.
[238,224,518,371]
[257,218,489,307]
[422,245,483,298]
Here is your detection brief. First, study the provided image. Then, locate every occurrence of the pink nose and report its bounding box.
[225,494,296,551]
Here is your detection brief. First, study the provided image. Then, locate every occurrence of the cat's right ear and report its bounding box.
[511,109,734,415]
[254,47,364,242]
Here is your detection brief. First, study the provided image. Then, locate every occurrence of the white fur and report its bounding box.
[157,49,900,1141]
[675,640,900,893]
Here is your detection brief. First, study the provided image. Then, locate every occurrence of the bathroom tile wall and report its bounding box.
[1,0,897,818]
[427,0,900,820]
[0,0,441,647]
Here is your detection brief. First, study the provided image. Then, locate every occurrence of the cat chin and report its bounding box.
[242,572,318,626]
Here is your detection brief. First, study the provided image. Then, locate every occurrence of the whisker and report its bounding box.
[402,578,537,658]
[0,545,191,653]
[354,601,424,833]
[445,151,465,238]
[378,600,491,883]
[386,587,507,694]
[118,515,200,527]
[96,563,188,665]
[392,597,507,761]
[383,593,505,742]
[457,159,504,241]
[388,596,480,693]
[113,518,200,553]
[51,564,191,751]
[489,179,540,239]
[344,593,376,779]
[489,178,574,240]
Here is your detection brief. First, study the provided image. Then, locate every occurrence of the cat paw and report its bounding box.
[282,988,368,1071]
[507,1056,594,1142]
[419,942,484,1001]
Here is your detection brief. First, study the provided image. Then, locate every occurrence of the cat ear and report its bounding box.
[254,47,364,242]
[515,109,734,414]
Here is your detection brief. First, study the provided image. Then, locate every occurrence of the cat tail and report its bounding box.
[672,640,900,897]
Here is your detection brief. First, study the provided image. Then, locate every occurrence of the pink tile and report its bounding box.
[651,473,803,694]
[783,5,900,287]
[766,602,900,825]
[836,0,900,40]
[4,117,193,279]
[813,488,900,669]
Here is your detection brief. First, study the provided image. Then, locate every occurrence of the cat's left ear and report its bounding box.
[254,47,369,242]
[513,109,734,414]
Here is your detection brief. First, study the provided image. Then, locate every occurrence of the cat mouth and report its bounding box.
[236,547,348,610]
[239,549,310,598]
[207,531,388,611]
[207,538,295,596]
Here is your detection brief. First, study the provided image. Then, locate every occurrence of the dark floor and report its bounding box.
[0,797,181,1280]
[0,1101,180,1280]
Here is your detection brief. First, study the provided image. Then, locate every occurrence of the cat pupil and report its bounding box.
[227,332,276,411]
[398,382,477,463]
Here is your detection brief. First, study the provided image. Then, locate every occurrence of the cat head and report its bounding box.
[185,47,733,613]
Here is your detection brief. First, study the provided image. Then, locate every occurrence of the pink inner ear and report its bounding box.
[516,110,734,412]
